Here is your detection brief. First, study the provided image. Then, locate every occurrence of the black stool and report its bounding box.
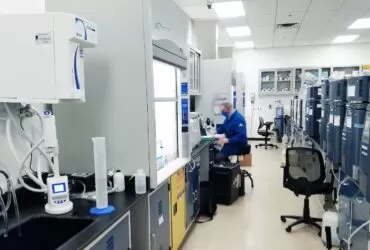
[231,144,254,188]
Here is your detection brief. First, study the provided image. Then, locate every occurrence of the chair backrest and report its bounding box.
[284,147,326,192]
[257,117,264,130]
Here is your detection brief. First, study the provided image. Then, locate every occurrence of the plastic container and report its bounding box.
[113,170,125,192]
[322,211,340,247]
[156,142,165,170]
[135,169,146,194]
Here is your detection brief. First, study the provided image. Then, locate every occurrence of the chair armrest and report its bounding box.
[264,122,273,130]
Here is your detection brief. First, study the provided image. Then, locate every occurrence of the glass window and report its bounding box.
[153,60,177,98]
[153,60,179,170]
[155,102,178,163]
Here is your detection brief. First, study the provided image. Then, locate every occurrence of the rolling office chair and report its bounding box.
[280,147,333,233]
[255,117,278,149]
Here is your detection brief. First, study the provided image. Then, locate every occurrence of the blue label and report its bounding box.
[181,82,188,95]
[181,98,188,125]
[233,91,237,108]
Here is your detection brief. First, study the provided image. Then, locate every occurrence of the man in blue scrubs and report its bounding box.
[215,102,247,163]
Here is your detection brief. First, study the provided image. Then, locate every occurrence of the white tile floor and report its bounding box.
[183,142,327,250]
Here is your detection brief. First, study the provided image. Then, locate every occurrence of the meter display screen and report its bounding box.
[52,183,66,194]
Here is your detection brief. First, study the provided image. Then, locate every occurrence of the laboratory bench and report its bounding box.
[0,188,148,250]
[0,143,215,250]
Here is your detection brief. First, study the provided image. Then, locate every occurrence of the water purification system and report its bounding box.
[326,79,347,166]
[299,99,303,129]
[347,76,370,103]
[342,76,370,180]
[305,86,322,140]
[275,101,284,142]
[359,105,370,202]
[342,105,353,175]
[320,81,330,152]
[342,77,369,180]
[0,13,98,215]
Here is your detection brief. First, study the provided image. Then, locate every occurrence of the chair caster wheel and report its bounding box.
[255,145,257,148]
[280,216,286,223]
[318,231,321,237]
[286,227,292,233]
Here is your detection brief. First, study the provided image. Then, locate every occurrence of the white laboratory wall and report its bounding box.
[197,58,233,125]
[234,43,370,137]
[46,0,156,182]
[0,0,44,13]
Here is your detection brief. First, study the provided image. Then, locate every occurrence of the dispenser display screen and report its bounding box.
[52,183,66,194]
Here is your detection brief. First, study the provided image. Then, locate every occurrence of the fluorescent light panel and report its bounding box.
[349,18,370,29]
[235,41,254,49]
[226,26,251,37]
[332,35,359,43]
[213,1,245,18]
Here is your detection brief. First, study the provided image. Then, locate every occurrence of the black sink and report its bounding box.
[0,216,95,250]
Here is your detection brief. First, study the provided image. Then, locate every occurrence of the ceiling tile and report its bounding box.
[341,0,370,9]
[255,40,274,48]
[183,5,218,20]
[175,0,237,8]
[309,0,345,11]
[326,9,368,30]
[220,16,248,27]
[252,25,275,35]
[246,0,277,15]
[303,9,336,25]
[276,11,305,24]
[248,13,275,26]
[273,28,297,47]
[277,0,311,12]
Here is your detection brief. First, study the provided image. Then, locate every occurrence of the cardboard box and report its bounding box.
[239,154,252,167]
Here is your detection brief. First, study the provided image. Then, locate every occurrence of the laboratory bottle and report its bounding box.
[113,170,125,192]
[135,169,146,194]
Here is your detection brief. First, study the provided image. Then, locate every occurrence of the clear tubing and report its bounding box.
[347,220,370,250]
[92,137,108,209]
[18,138,47,192]
[6,119,22,164]
[8,180,21,237]
[4,103,57,175]
[0,193,8,238]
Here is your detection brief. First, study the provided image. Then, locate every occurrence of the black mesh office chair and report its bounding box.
[255,117,278,149]
[280,147,333,233]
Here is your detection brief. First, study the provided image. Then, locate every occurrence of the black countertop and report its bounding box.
[191,140,214,157]
[1,189,147,250]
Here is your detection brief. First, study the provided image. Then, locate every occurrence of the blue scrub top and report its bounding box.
[217,110,247,156]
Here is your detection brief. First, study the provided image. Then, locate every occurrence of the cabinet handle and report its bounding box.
[194,190,198,201]
[151,233,157,249]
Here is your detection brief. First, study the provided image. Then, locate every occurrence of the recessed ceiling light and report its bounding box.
[235,41,255,49]
[349,18,370,29]
[332,35,359,43]
[212,1,245,18]
[226,26,251,37]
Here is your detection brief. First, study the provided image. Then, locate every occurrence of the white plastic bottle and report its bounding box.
[113,170,125,192]
[135,169,146,194]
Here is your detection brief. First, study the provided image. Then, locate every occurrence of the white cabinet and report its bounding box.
[151,0,189,50]
[189,49,201,95]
